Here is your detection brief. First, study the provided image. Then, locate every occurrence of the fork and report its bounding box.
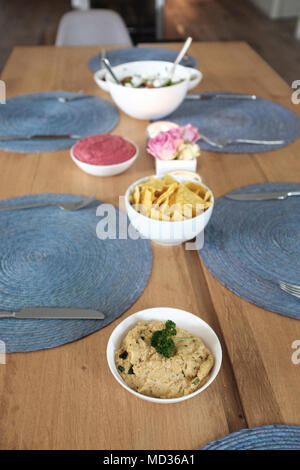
[279,281,300,299]
[0,196,96,212]
[199,134,284,148]
[58,91,84,103]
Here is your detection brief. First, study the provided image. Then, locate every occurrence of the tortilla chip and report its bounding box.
[141,176,165,192]
[175,185,204,205]
[181,203,193,219]
[159,203,172,221]
[163,174,177,186]
[150,205,161,220]
[185,181,208,199]
[171,205,185,221]
[130,173,212,221]
[155,183,178,205]
[133,185,141,205]
[204,190,211,202]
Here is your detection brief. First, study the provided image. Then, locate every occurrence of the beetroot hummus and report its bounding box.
[73,134,136,166]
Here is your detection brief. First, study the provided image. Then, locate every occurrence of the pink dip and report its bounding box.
[73,134,136,166]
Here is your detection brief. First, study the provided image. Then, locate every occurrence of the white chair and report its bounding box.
[55,10,133,46]
[296,17,300,40]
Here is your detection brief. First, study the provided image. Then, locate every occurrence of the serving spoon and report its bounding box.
[101,58,121,85]
[169,37,193,81]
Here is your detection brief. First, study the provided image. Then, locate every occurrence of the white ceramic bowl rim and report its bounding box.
[71,137,138,169]
[94,67,202,95]
[105,60,191,89]
[125,174,215,226]
[106,307,222,404]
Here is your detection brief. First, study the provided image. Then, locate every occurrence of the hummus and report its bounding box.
[73,134,136,165]
[115,320,214,399]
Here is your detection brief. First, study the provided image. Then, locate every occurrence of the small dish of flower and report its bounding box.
[147,124,201,176]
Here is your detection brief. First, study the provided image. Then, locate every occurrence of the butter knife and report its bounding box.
[226,191,300,201]
[186,93,257,100]
[0,307,105,319]
[0,134,81,141]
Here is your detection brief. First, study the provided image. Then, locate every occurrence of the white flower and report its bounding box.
[177,143,201,160]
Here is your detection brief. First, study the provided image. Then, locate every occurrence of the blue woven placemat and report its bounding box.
[0,92,119,153]
[199,183,300,319]
[202,425,300,450]
[88,46,197,73]
[158,92,300,153]
[0,194,152,353]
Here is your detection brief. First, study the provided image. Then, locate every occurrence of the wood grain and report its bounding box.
[0,43,299,450]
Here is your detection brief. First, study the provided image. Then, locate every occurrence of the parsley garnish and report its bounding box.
[119,351,128,359]
[118,365,125,373]
[128,366,134,375]
[151,320,177,358]
[150,320,195,358]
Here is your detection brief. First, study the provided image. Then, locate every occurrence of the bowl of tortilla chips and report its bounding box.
[125,173,214,246]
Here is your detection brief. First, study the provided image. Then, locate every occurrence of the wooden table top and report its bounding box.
[0,42,299,450]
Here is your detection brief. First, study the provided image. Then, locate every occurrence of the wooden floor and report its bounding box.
[0,0,300,83]
[0,0,70,72]
[165,0,300,84]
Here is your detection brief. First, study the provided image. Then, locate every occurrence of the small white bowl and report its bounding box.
[70,138,138,177]
[95,61,202,120]
[125,174,214,246]
[106,307,222,404]
[155,157,197,177]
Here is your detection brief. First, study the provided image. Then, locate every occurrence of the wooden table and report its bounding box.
[0,42,299,450]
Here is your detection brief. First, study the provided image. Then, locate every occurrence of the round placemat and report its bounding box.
[202,425,300,450]
[0,194,152,353]
[88,46,197,73]
[0,92,119,153]
[199,183,300,319]
[158,92,300,153]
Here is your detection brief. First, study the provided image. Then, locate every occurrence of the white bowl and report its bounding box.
[94,66,202,94]
[125,175,214,246]
[95,61,202,120]
[155,157,197,177]
[70,138,138,177]
[106,307,222,404]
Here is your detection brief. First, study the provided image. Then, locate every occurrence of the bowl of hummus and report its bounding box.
[70,133,138,176]
[107,307,222,404]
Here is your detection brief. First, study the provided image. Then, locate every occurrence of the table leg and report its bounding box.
[155,0,165,39]
[71,0,90,10]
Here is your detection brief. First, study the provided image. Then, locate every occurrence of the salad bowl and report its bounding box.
[94,60,203,120]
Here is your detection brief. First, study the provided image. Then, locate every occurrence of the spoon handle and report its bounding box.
[170,37,192,77]
[101,58,121,85]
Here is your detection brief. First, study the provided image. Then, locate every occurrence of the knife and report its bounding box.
[0,134,81,141]
[226,191,300,201]
[186,93,257,100]
[0,307,105,319]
